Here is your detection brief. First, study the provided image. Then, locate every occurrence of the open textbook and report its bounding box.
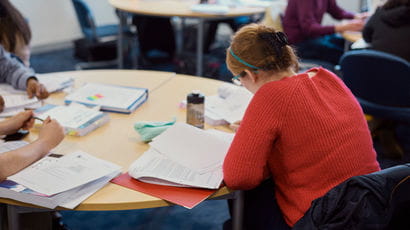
[65,83,148,114]
[0,141,121,209]
[34,104,110,136]
[129,123,234,189]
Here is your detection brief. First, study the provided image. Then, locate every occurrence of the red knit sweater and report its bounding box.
[223,68,380,226]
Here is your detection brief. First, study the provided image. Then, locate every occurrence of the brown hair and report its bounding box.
[383,0,410,9]
[226,23,299,76]
[0,0,31,53]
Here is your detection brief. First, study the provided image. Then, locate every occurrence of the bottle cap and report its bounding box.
[187,90,204,104]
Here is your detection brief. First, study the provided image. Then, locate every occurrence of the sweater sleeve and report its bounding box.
[296,0,336,38]
[0,45,35,90]
[223,85,285,190]
[327,0,355,20]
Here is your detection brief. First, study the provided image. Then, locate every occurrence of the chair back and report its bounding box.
[71,0,98,42]
[339,50,410,107]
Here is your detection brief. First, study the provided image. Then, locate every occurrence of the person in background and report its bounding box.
[282,0,368,65]
[0,45,49,112]
[0,0,32,67]
[222,24,380,229]
[0,111,64,181]
[363,0,410,62]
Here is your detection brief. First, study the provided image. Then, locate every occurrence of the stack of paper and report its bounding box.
[0,95,42,117]
[191,4,229,14]
[128,122,234,189]
[205,83,253,125]
[0,141,121,209]
[34,104,110,136]
[37,74,74,93]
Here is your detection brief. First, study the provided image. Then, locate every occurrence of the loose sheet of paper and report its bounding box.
[129,148,223,189]
[149,123,233,174]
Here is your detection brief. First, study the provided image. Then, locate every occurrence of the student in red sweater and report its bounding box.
[282,0,367,65]
[222,24,380,229]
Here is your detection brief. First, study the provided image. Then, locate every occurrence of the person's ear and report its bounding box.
[244,69,258,83]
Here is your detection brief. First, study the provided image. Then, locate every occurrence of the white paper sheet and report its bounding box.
[129,148,223,189]
[150,123,233,173]
[9,151,121,196]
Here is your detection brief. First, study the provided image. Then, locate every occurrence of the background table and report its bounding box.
[109,0,265,76]
[0,70,241,229]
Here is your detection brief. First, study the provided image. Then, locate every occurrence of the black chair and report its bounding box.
[339,50,410,158]
[293,164,410,229]
[71,0,137,69]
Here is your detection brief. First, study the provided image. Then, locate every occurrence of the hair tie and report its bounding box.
[274,32,289,47]
[259,32,289,61]
[229,48,261,70]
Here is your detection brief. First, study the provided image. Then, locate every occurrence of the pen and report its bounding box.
[32,116,44,122]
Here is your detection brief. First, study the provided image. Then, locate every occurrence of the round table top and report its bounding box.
[109,0,265,18]
[0,70,231,211]
[342,31,362,43]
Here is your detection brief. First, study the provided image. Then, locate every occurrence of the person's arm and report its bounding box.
[0,45,34,90]
[0,46,49,99]
[0,115,64,181]
[223,87,284,190]
[327,0,355,20]
[296,0,335,38]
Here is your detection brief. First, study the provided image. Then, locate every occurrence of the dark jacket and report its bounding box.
[363,6,410,62]
[292,164,410,230]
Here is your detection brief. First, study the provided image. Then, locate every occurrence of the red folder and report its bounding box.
[111,173,217,209]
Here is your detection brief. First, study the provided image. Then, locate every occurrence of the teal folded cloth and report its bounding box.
[134,119,176,142]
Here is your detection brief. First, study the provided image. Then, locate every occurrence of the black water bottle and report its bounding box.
[186,90,205,129]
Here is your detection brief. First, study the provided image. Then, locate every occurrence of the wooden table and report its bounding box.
[342,31,363,51]
[0,70,244,230]
[108,0,265,76]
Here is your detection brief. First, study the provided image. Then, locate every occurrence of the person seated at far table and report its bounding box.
[222,23,380,229]
[0,0,32,67]
[0,110,64,181]
[363,0,410,62]
[0,45,49,112]
[282,0,368,65]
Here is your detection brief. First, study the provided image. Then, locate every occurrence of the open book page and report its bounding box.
[35,104,105,130]
[149,123,234,174]
[9,151,121,196]
[129,148,223,189]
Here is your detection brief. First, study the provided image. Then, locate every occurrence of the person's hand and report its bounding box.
[0,95,4,113]
[354,12,369,21]
[335,19,365,32]
[26,78,49,99]
[37,117,65,151]
[1,110,34,135]
[229,120,241,132]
